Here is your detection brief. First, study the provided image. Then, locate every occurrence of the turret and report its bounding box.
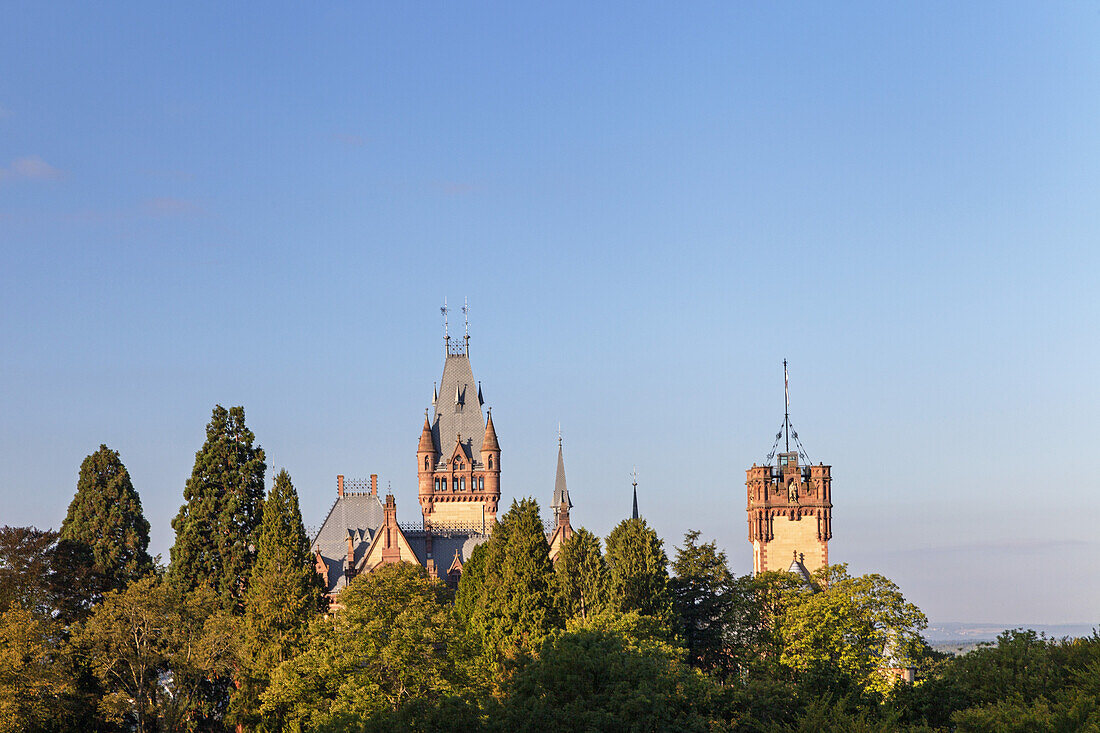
[479,408,501,517]
[417,412,437,516]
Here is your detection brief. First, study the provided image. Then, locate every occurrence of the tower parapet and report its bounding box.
[747,362,833,575]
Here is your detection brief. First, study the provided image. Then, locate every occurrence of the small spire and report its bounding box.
[419,412,435,454]
[433,381,437,403]
[477,381,484,407]
[482,408,500,452]
[631,467,639,520]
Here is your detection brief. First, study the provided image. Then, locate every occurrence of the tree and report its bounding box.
[230,469,324,730]
[169,405,266,612]
[604,517,671,621]
[472,498,560,659]
[0,606,73,733]
[261,562,467,731]
[454,541,488,627]
[778,564,927,695]
[495,618,719,732]
[0,525,100,624]
[60,444,153,593]
[74,575,237,733]
[670,530,746,677]
[554,527,609,621]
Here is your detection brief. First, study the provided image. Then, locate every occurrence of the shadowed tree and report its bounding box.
[230,469,324,730]
[60,444,153,593]
[169,405,266,612]
[671,530,740,676]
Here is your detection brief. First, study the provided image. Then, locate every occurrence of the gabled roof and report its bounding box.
[788,555,817,591]
[310,493,386,594]
[431,353,485,463]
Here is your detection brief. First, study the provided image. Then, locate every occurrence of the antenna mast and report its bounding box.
[784,359,790,453]
[463,297,470,351]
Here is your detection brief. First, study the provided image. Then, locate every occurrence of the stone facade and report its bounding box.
[746,451,832,575]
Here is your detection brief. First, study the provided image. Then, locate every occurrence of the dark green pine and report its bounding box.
[555,527,609,621]
[605,517,672,619]
[168,405,266,612]
[475,498,561,657]
[60,444,153,592]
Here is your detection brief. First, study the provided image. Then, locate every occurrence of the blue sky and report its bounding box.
[3,2,1099,625]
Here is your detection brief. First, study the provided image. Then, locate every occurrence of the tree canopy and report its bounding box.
[169,404,267,612]
[60,444,153,593]
[604,517,671,622]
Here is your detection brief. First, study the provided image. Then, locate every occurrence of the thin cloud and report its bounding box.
[1,156,66,181]
[334,133,365,147]
[143,196,200,217]
[435,181,479,197]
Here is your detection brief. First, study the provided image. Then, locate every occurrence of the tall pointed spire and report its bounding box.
[631,467,639,520]
[551,433,572,516]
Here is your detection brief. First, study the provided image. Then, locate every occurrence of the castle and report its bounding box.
[309,318,830,599]
[309,312,574,599]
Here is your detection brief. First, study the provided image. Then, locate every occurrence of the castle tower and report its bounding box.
[417,301,501,528]
[747,362,832,574]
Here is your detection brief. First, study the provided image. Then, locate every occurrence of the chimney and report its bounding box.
[370,474,378,496]
[338,474,345,498]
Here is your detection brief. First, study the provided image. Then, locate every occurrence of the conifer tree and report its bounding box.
[473,498,560,657]
[230,469,323,730]
[60,444,153,593]
[554,527,609,621]
[671,530,742,676]
[604,517,671,620]
[169,405,266,612]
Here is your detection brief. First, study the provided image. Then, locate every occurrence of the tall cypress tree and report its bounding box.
[605,517,671,620]
[169,405,266,612]
[60,444,153,593]
[473,498,560,657]
[555,527,609,621]
[230,469,322,730]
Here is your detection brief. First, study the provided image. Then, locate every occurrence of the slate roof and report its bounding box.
[551,442,571,511]
[310,493,386,594]
[787,556,817,591]
[431,353,485,464]
[404,528,489,575]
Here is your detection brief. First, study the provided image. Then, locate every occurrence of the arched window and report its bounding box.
[488,456,494,470]
[460,477,466,491]
[424,456,429,470]
[452,478,458,492]
[454,458,459,469]
[478,477,484,491]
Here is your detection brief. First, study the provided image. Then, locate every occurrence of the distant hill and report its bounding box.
[926,622,1097,645]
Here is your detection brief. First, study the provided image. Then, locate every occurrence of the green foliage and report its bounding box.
[261,562,468,731]
[60,444,153,593]
[0,525,100,624]
[169,404,267,612]
[0,606,73,733]
[604,517,672,620]
[778,564,927,695]
[454,541,488,626]
[671,530,746,677]
[471,498,560,660]
[554,527,609,621]
[494,619,719,732]
[231,469,324,730]
[73,575,237,733]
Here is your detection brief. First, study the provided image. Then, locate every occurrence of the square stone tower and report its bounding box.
[746,452,832,574]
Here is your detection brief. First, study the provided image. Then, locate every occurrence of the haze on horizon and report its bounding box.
[2,2,1098,627]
